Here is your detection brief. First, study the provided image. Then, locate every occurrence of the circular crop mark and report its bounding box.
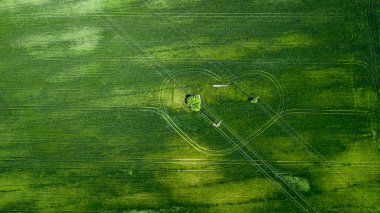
[159,68,284,155]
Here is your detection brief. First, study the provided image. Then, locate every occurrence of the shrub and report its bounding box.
[185,95,201,112]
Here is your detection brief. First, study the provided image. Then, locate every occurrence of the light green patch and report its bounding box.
[110,192,166,208]
[275,33,316,45]
[150,36,314,61]
[332,139,379,165]
[0,173,31,207]
[102,0,136,10]
[54,0,103,15]
[0,0,50,11]
[16,27,102,57]
[197,44,249,60]
[147,40,247,61]
[146,0,169,9]
[163,171,224,188]
[353,88,378,109]
[145,0,200,9]
[171,178,279,205]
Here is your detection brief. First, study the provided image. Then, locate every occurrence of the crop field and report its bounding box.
[0,0,379,212]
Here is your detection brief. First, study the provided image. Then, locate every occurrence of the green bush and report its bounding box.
[186,95,201,112]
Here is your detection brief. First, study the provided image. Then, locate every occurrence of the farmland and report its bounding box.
[0,0,379,212]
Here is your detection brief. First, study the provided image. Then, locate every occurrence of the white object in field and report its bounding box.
[212,85,229,88]
[213,120,222,128]
[251,96,260,104]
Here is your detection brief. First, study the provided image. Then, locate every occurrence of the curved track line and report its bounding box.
[228,70,285,112]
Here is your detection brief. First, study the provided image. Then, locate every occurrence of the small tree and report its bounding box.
[185,95,201,112]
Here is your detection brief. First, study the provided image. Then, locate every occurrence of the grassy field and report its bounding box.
[0,0,379,212]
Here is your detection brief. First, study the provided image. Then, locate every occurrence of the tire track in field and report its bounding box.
[235,78,376,210]
[55,1,370,211]
[86,12,317,213]
[84,2,354,211]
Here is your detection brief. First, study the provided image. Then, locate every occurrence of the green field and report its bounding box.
[0,0,379,212]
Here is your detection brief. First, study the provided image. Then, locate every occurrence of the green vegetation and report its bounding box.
[284,176,310,192]
[0,0,379,212]
[185,95,202,112]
